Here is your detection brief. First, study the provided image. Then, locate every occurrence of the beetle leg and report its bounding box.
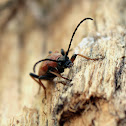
[49,71,72,81]
[39,79,46,98]
[70,54,101,63]
[49,51,52,54]
[61,49,73,55]
[55,81,67,85]
[61,49,65,55]
[29,73,46,98]
[29,73,40,85]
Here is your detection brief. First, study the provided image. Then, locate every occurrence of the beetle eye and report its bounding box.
[64,60,73,68]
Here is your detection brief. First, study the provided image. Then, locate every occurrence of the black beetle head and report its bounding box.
[64,60,73,68]
[58,56,73,68]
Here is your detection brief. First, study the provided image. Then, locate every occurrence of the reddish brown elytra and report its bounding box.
[30,18,99,98]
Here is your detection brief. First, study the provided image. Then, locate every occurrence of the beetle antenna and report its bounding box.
[33,59,61,73]
[65,18,93,57]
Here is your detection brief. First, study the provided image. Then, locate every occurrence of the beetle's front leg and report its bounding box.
[49,71,72,81]
[70,54,103,63]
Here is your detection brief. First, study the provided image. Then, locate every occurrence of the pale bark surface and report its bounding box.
[0,0,126,126]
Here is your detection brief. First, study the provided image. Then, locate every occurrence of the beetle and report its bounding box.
[29,18,100,98]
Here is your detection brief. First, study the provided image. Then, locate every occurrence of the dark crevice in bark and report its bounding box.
[56,94,106,126]
[114,56,125,91]
[117,111,126,126]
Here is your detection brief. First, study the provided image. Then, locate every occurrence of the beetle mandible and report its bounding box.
[30,18,99,98]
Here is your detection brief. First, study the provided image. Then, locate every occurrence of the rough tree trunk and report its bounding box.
[0,0,125,126]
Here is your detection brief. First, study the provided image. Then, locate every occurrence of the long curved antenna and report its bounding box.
[65,18,93,57]
[33,59,61,73]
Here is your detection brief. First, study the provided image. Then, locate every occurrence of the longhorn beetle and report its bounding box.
[30,18,100,98]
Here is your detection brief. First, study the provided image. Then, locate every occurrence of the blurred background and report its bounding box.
[0,0,96,125]
[0,0,125,125]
